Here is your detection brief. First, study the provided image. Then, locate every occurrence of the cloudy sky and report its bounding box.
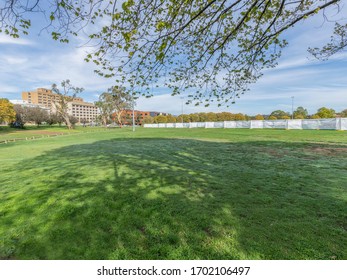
[0,2,346,116]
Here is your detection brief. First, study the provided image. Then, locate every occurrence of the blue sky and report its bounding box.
[0,2,346,116]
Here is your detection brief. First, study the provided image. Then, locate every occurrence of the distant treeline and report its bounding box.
[144,107,347,124]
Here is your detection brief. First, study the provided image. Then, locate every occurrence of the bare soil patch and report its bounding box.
[25,130,65,136]
[304,146,347,156]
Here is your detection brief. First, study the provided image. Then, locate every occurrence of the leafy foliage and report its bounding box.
[316,107,336,118]
[51,79,84,129]
[47,113,64,126]
[152,111,249,123]
[0,98,16,124]
[95,93,118,126]
[166,114,177,123]
[26,107,49,126]
[142,115,154,124]
[11,104,28,128]
[0,0,343,105]
[153,115,168,124]
[269,110,290,119]
[309,23,347,60]
[294,106,308,119]
[254,114,265,120]
[106,86,133,127]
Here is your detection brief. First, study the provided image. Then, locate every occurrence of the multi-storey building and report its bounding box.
[68,101,98,123]
[22,88,62,109]
[149,111,168,117]
[117,110,151,125]
[22,88,98,123]
[116,110,169,125]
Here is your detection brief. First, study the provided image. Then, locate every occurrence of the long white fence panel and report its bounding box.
[144,118,347,130]
[224,121,237,128]
[341,118,347,130]
[250,120,264,129]
[287,119,302,129]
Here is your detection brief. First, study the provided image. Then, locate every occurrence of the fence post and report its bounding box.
[336,118,342,130]
[286,119,290,130]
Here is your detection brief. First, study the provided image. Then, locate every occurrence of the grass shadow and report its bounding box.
[0,138,346,259]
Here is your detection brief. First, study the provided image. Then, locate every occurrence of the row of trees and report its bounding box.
[268,107,346,120]
[0,80,133,129]
[144,112,250,124]
[2,96,346,127]
[143,107,347,124]
[10,105,79,128]
[0,80,83,129]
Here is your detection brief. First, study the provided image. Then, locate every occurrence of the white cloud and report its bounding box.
[2,56,28,65]
[0,35,33,45]
[0,85,22,93]
[0,44,115,97]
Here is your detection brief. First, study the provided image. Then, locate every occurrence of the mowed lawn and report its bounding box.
[0,125,108,142]
[0,127,346,259]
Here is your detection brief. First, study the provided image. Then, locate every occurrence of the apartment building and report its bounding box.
[22,88,98,123]
[22,88,62,109]
[68,101,98,123]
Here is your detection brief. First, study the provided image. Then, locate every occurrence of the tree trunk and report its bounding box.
[102,116,107,127]
[115,112,123,128]
[63,115,72,130]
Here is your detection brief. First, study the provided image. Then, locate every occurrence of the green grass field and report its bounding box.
[0,127,346,259]
[0,125,109,142]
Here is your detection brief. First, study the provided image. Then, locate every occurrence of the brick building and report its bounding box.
[116,110,169,125]
[117,110,151,125]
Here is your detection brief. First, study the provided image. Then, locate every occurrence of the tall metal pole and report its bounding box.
[291,96,294,120]
[180,97,184,124]
[132,96,135,132]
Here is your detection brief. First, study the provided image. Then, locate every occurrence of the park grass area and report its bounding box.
[0,127,346,259]
[0,125,114,142]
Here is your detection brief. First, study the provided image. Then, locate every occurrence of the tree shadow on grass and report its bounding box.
[0,138,346,259]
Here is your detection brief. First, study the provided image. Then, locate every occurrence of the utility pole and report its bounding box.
[180,97,184,124]
[291,96,294,120]
[132,96,135,132]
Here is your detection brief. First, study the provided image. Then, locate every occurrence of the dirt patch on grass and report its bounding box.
[303,146,347,156]
[25,130,65,136]
[258,144,347,158]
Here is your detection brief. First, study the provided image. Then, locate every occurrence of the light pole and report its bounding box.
[132,95,135,132]
[180,97,184,124]
[291,96,294,120]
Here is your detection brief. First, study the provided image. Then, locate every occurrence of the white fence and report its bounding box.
[144,118,347,130]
